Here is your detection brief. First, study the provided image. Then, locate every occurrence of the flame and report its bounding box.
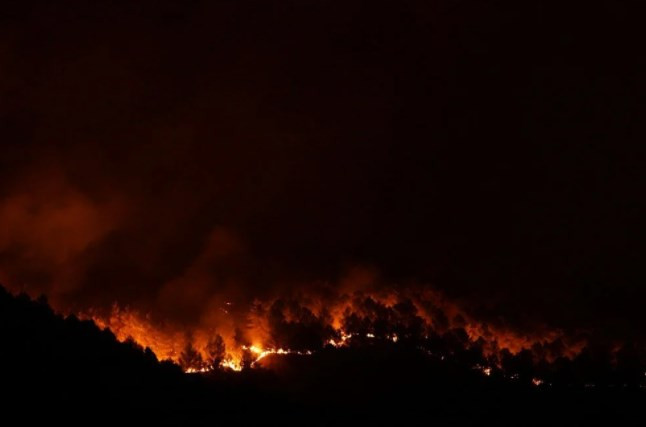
[79,288,586,374]
[220,360,243,371]
[474,365,492,376]
[243,345,312,367]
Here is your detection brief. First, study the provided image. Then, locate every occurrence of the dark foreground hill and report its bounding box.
[1,285,643,425]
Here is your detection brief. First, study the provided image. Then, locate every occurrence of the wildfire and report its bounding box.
[80,288,585,375]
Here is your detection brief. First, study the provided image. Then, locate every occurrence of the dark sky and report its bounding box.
[0,1,643,339]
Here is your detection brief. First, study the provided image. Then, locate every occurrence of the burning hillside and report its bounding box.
[1,1,644,423]
[82,286,587,377]
[3,282,646,427]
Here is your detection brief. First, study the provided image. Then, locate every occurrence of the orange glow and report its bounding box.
[79,289,586,373]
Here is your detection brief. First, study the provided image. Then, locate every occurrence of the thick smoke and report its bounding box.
[0,0,644,349]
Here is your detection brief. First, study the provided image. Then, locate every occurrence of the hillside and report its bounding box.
[1,285,644,425]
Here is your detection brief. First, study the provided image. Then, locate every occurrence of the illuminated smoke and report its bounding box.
[81,286,586,373]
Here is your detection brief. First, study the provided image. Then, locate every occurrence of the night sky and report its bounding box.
[0,1,643,342]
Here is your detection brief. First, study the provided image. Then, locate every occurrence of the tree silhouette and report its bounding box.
[179,342,204,371]
[240,347,254,370]
[206,334,226,370]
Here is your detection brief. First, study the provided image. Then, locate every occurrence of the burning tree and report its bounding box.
[179,342,204,372]
[206,334,226,370]
[240,347,255,370]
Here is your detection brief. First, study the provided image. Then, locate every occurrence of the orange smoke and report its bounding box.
[0,166,125,298]
[81,286,586,372]
[0,169,586,373]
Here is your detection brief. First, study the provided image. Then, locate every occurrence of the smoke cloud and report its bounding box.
[0,0,643,348]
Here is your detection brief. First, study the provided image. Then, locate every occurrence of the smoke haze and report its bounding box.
[1,0,643,345]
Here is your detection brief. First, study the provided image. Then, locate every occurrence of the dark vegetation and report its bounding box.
[1,284,644,425]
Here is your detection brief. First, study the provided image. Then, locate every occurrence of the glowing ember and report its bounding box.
[185,367,210,374]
